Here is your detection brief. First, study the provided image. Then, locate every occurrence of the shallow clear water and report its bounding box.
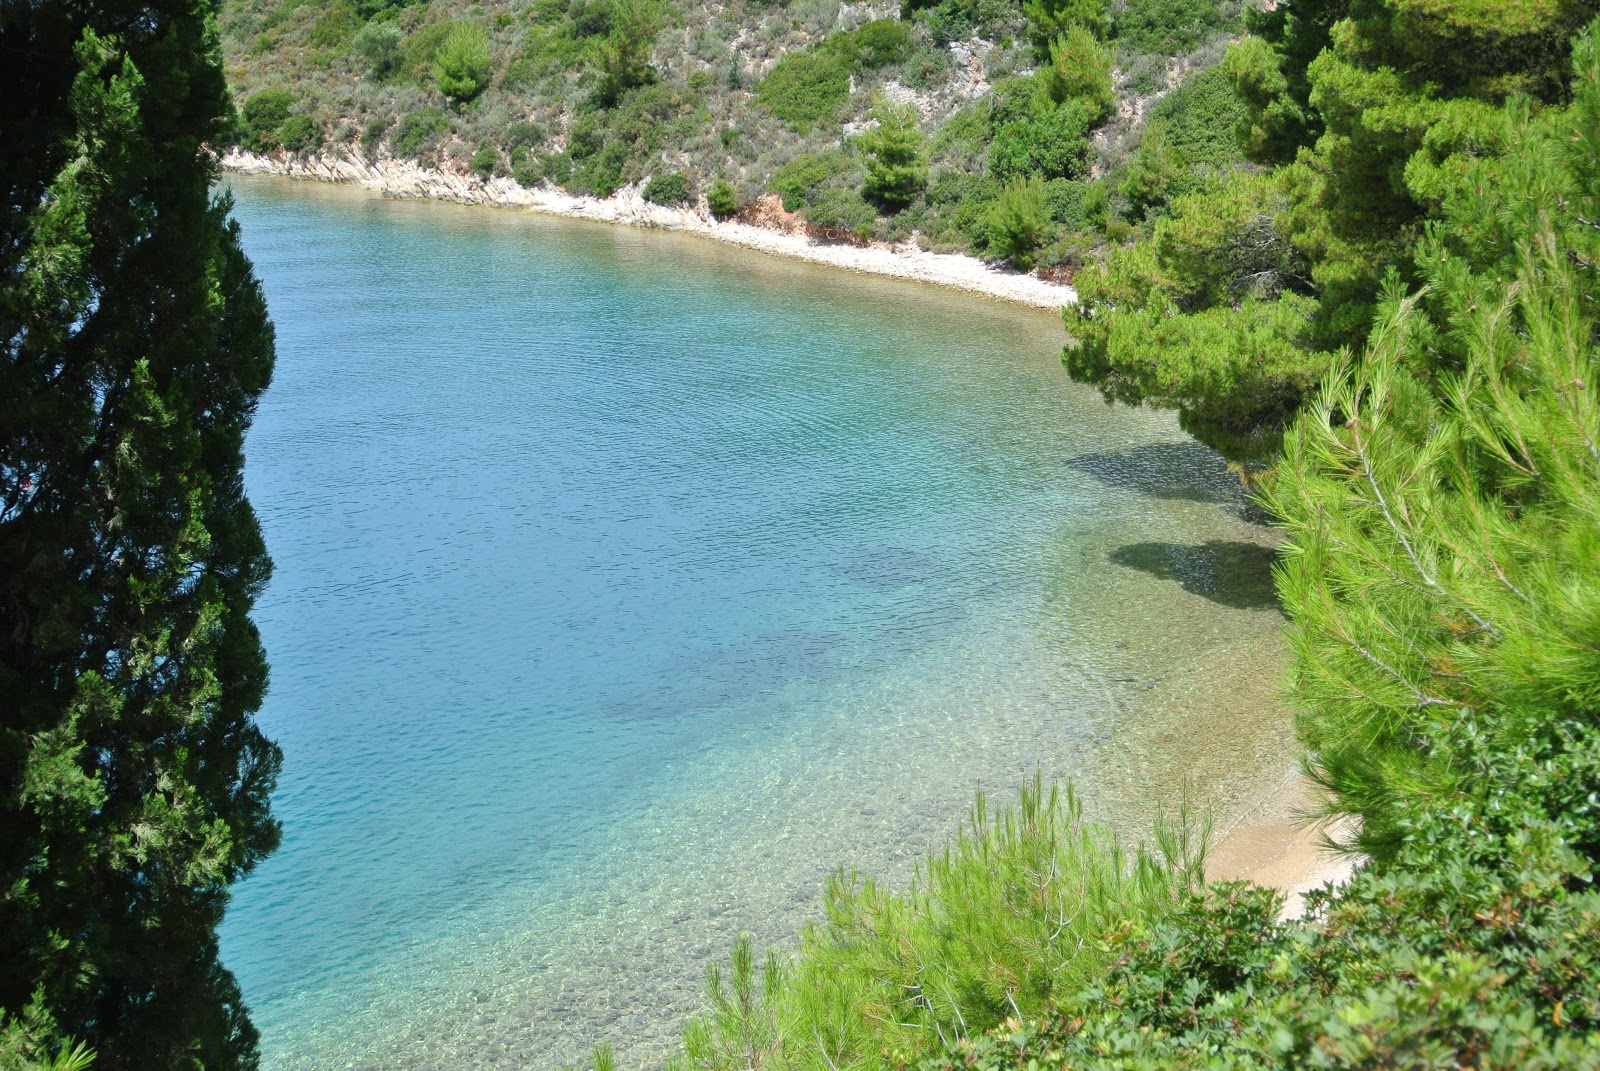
[219,176,1291,1070]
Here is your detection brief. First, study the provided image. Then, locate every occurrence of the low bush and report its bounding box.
[390,107,450,159]
[643,171,690,205]
[1114,0,1227,57]
[238,88,296,151]
[706,176,739,217]
[674,777,1206,1070]
[987,175,1053,268]
[769,150,861,212]
[276,114,322,153]
[988,101,1095,182]
[470,143,503,178]
[434,23,492,103]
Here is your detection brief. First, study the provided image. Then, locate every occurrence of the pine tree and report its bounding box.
[858,100,927,211]
[1,3,281,1068]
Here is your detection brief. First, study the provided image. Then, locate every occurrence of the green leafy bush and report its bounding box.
[276,114,322,153]
[643,171,690,205]
[858,101,927,210]
[755,49,852,131]
[238,88,296,151]
[360,118,387,156]
[769,150,861,212]
[755,20,918,132]
[988,101,1094,182]
[433,23,492,103]
[390,107,450,158]
[1146,64,1248,171]
[469,143,503,178]
[706,176,739,217]
[676,777,1206,1070]
[1035,26,1113,120]
[352,21,403,80]
[1114,0,1225,57]
[986,175,1053,268]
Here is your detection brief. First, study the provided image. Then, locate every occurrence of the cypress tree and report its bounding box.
[1,2,280,1068]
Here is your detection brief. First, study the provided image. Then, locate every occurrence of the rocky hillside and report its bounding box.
[219,0,1251,271]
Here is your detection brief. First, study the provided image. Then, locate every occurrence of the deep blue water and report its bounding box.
[219,177,1281,1069]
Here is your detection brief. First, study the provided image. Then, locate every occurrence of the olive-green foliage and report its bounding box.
[564,82,708,196]
[352,20,402,79]
[755,49,851,131]
[433,22,492,103]
[469,143,503,177]
[769,149,862,212]
[2,4,281,1067]
[1021,0,1105,56]
[1147,64,1248,171]
[911,0,1019,47]
[755,20,916,131]
[239,86,296,150]
[593,0,662,106]
[1034,26,1113,119]
[360,117,386,155]
[988,100,1094,182]
[277,113,322,152]
[390,106,450,158]
[1065,173,1318,461]
[1113,0,1226,56]
[643,171,690,204]
[706,176,739,216]
[986,175,1052,268]
[858,100,927,209]
[673,777,1207,1071]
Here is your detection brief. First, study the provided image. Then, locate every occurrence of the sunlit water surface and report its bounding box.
[220,176,1292,1070]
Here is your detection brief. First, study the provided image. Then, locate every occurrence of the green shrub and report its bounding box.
[1022,0,1108,56]
[593,0,663,106]
[769,150,861,212]
[1149,65,1249,170]
[276,114,322,153]
[642,172,690,205]
[756,49,852,131]
[1035,26,1114,120]
[433,23,492,103]
[360,118,387,156]
[843,19,917,69]
[395,20,458,84]
[988,100,1094,182]
[390,107,450,158]
[352,21,403,80]
[1114,0,1225,56]
[677,777,1206,1070]
[805,187,877,238]
[539,152,575,187]
[858,100,928,210]
[706,176,739,217]
[987,175,1053,268]
[238,88,296,151]
[469,143,503,178]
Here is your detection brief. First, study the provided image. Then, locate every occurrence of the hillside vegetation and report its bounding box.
[219,0,1249,270]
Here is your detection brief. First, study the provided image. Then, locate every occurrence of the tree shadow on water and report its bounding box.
[1068,441,1242,506]
[1109,540,1283,611]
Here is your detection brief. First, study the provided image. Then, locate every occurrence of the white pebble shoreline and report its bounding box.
[219,148,1078,312]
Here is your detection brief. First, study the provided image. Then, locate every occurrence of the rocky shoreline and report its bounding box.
[218,148,1078,311]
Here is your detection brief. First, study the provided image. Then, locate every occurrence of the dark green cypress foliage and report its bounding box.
[1,2,280,1068]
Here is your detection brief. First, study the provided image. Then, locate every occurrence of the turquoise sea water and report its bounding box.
[219,176,1290,1070]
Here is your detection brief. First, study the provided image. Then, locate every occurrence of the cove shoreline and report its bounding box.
[218,148,1078,311]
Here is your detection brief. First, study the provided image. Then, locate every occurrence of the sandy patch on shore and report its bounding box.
[219,149,1077,311]
[1207,769,1361,920]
